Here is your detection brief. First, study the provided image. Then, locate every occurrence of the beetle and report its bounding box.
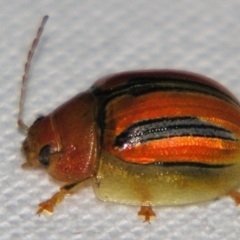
[18,15,240,222]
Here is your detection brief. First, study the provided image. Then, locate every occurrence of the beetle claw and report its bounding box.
[138,206,156,223]
[37,201,54,215]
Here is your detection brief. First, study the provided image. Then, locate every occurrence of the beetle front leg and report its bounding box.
[36,181,82,215]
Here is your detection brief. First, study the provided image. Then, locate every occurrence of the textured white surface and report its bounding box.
[1,1,240,239]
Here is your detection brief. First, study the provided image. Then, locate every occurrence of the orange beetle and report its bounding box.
[19,16,240,222]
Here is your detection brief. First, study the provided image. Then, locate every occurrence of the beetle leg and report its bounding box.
[138,206,156,222]
[36,181,83,215]
[228,190,240,205]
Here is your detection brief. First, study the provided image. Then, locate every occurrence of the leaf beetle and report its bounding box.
[18,15,240,222]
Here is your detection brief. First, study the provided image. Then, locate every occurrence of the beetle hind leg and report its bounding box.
[138,206,156,222]
[228,190,240,206]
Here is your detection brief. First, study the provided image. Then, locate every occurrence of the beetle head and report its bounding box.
[21,115,58,168]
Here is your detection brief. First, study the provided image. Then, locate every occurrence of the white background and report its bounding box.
[1,1,240,239]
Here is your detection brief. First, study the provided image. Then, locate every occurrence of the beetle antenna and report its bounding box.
[18,15,49,131]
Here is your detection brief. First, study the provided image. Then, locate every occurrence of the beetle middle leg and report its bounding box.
[138,206,156,223]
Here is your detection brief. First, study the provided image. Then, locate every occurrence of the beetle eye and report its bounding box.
[33,116,45,125]
[39,145,51,167]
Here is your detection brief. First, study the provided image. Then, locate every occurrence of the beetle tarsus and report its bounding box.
[36,188,68,215]
[138,206,156,223]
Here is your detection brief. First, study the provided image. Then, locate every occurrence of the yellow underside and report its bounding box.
[93,151,240,206]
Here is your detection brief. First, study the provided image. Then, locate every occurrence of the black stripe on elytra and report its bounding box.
[114,116,237,148]
[92,76,239,107]
[153,161,232,168]
[91,75,239,143]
